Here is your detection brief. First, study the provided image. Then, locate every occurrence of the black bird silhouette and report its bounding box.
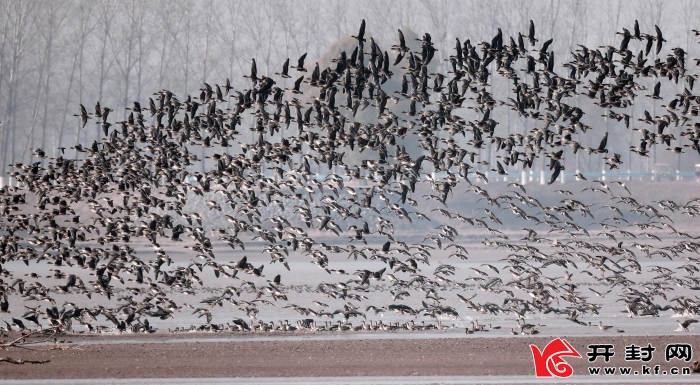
[392,29,409,53]
[243,58,258,84]
[596,132,609,153]
[678,319,698,331]
[352,19,366,43]
[287,76,304,94]
[655,25,666,54]
[647,81,662,99]
[275,58,291,78]
[73,104,90,128]
[548,160,563,184]
[291,53,307,72]
[528,20,537,46]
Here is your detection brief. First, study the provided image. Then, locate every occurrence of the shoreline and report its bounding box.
[0,334,699,380]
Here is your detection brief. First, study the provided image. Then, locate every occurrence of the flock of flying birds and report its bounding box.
[2,19,700,337]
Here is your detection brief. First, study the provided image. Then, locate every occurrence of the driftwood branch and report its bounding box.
[0,327,60,349]
[0,357,50,364]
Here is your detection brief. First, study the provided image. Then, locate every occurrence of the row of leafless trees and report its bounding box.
[0,0,696,181]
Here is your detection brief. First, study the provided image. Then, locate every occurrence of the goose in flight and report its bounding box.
[678,319,698,331]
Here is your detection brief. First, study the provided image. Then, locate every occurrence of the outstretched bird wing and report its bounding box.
[597,132,608,152]
[548,161,562,184]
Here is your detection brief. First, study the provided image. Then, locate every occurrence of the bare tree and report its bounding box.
[110,0,146,121]
[0,0,697,179]
[0,0,38,182]
[93,0,119,140]
[241,2,277,75]
[56,1,96,155]
[39,0,70,155]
